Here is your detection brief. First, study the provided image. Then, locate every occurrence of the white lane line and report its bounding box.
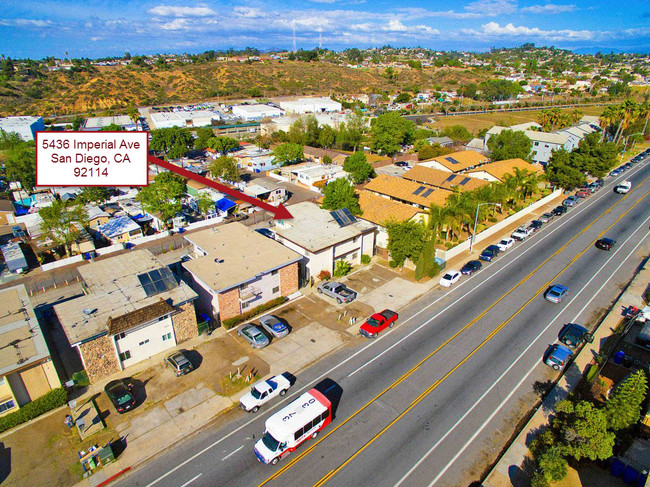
[221,445,244,461]
[393,215,650,487]
[145,172,643,487]
[179,473,202,487]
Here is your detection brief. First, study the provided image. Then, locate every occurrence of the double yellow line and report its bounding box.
[259,177,649,487]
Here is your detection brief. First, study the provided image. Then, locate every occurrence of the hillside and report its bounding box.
[0,60,487,116]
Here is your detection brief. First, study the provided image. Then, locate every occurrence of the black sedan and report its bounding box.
[595,238,616,251]
[104,378,136,414]
[552,205,568,216]
[461,260,483,275]
[529,220,543,231]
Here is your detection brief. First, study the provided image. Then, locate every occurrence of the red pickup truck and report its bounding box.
[359,309,398,338]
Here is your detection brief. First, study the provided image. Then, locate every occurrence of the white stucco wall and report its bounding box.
[114,316,176,368]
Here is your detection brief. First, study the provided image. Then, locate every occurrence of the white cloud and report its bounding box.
[521,4,577,14]
[306,0,338,3]
[147,5,216,18]
[475,21,595,41]
[159,18,191,30]
[233,7,266,18]
[350,23,373,32]
[0,18,53,27]
[384,20,408,32]
[464,0,517,15]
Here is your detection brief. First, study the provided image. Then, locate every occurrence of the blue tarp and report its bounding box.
[216,198,236,212]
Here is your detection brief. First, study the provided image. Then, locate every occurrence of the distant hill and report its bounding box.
[0,60,488,117]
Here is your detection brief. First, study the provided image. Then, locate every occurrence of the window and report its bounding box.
[294,427,304,441]
[119,350,131,361]
[162,333,172,341]
[138,339,150,346]
[115,332,126,340]
[272,286,280,294]
[271,269,278,276]
[0,399,15,413]
[321,410,329,421]
[242,301,250,309]
[534,142,539,146]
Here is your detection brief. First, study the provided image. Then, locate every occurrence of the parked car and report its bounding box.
[317,281,357,304]
[544,344,574,371]
[497,237,515,251]
[558,323,592,348]
[563,195,579,207]
[610,168,622,177]
[259,314,289,338]
[239,372,294,413]
[104,378,136,413]
[539,212,554,223]
[461,260,483,275]
[594,179,605,188]
[512,226,533,241]
[479,248,498,262]
[614,181,632,194]
[359,309,399,338]
[237,324,270,349]
[595,238,616,251]
[575,189,590,198]
[528,220,543,231]
[226,212,249,222]
[165,351,193,376]
[439,270,461,287]
[545,284,569,303]
[255,228,275,239]
[552,205,568,216]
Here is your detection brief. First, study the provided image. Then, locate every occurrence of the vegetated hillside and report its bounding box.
[0,60,487,116]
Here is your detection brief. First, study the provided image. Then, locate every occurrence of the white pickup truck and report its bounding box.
[614,181,632,194]
[512,226,534,241]
[239,372,294,413]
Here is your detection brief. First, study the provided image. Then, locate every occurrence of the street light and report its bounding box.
[470,202,501,253]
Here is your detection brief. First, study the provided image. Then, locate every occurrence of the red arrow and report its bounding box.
[147,154,293,220]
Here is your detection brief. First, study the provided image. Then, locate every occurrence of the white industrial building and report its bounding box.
[82,115,137,131]
[0,116,45,141]
[278,97,342,115]
[150,110,223,129]
[231,104,285,121]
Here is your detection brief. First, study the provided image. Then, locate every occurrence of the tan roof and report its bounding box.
[0,200,14,213]
[107,299,174,335]
[187,179,207,190]
[403,165,489,192]
[357,191,423,226]
[466,158,543,182]
[364,174,450,208]
[183,222,302,293]
[428,150,489,172]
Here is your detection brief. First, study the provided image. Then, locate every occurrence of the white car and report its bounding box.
[439,270,461,288]
[614,181,632,194]
[497,237,515,251]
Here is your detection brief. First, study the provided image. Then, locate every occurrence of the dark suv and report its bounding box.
[558,323,592,348]
[552,205,568,216]
[165,351,193,376]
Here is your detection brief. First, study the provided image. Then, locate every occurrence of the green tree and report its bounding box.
[554,399,615,461]
[76,187,110,205]
[126,103,140,125]
[273,142,304,166]
[71,116,84,131]
[487,130,533,161]
[605,369,648,431]
[370,112,415,155]
[38,200,88,257]
[333,260,353,277]
[441,125,473,143]
[344,111,366,152]
[537,449,568,483]
[343,151,375,184]
[207,136,240,154]
[209,155,240,183]
[321,177,361,215]
[386,220,425,267]
[150,127,193,157]
[318,125,337,149]
[546,149,586,190]
[571,132,618,178]
[5,144,36,191]
[100,123,122,132]
[414,240,440,280]
[196,192,215,215]
[194,127,214,150]
[394,92,412,104]
[345,48,363,65]
[418,143,452,161]
[137,171,187,223]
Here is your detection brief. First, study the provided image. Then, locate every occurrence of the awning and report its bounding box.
[216,198,236,212]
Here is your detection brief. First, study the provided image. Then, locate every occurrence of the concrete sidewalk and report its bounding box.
[484,259,650,487]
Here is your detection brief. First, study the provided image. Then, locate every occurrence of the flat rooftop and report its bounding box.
[182,222,301,293]
[0,285,51,376]
[55,250,197,344]
[275,202,375,253]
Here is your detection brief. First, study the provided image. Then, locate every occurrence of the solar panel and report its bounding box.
[330,208,357,227]
[445,157,460,165]
[137,267,178,297]
[459,177,472,186]
[444,174,456,183]
[421,189,434,198]
[413,186,426,195]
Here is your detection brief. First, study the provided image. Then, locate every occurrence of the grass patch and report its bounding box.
[217,371,260,396]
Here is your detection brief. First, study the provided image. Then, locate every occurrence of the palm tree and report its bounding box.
[599,104,619,142]
[614,100,639,144]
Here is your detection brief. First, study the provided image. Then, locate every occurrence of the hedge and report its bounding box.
[0,387,68,433]
[221,296,287,330]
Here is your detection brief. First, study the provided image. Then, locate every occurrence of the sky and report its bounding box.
[1,0,650,59]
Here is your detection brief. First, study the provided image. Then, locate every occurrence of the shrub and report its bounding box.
[0,388,68,433]
[489,217,498,223]
[317,270,331,281]
[445,242,454,249]
[221,296,287,330]
[388,260,398,268]
[361,254,371,265]
[333,260,353,277]
[72,370,90,387]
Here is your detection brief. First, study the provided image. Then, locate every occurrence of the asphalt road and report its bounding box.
[120,157,650,487]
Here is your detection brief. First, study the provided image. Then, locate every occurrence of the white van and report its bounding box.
[254,389,331,465]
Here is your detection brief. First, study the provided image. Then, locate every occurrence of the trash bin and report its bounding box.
[614,351,626,365]
[611,458,625,477]
[98,444,115,465]
[623,465,639,484]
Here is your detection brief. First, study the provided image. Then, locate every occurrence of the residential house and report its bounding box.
[464,158,543,183]
[419,150,489,173]
[402,165,489,192]
[243,180,287,205]
[86,206,111,233]
[97,215,143,244]
[182,223,301,322]
[0,200,16,226]
[286,163,347,190]
[424,136,453,147]
[274,202,375,282]
[303,147,347,165]
[364,174,451,210]
[54,250,198,382]
[0,285,61,416]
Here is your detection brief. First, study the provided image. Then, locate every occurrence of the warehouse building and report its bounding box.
[0,116,45,141]
[231,104,285,121]
[278,97,342,114]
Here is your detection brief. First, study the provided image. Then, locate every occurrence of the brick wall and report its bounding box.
[78,335,120,383]
[280,263,299,296]
[217,287,241,322]
[172,302,198,343]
